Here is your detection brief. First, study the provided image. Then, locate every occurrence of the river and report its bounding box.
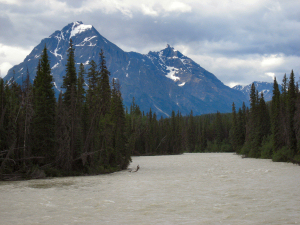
[0,153,299,224]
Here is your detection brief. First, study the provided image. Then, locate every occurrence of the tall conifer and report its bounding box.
[32,46,56,162]
[188,110,196,152]
[111,79,130,169]
[271,77,281,152]
[229,102,238,152]
[62,38,77,106]
[99,49,111,116]
[287,70,297,157]
[77,63,86,107]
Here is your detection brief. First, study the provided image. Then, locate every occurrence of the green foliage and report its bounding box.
[272,146,289,162]
[111,79,131,169]
[293,154,300,163]
[271,77,281,152]
[239,71,299,164]
[207,139,232,152]
[240,142,250,156]
[1,49,298,181]
[87,60,99,94]
[32,45,56,163]
[260,135,273,159]
[62,38,77,106]
[241,83,271,158]
[287,70,297,156]
[99,49,111,116]
[77,63,86,106]
[295,94,300,154]
[1,48,133,180]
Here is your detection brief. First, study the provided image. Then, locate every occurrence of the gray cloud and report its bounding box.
[57,0,86,8]
[0,14,18,45]
[0,0,299,85]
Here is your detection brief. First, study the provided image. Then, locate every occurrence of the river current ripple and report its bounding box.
[0,153,299,224]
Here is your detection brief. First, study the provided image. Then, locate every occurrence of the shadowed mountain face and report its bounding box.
[4,21,247,117]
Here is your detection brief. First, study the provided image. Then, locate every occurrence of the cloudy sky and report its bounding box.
[0,0,299,87]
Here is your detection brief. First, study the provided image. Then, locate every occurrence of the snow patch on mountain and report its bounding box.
[126,61,130,70]
[53,82,60,92]
[76,36,97,46]
[52,62,59,69]
[180,58,188,65]
[51,47,63,60]
[166,66,180,81]
[83,60,90,65]
[153,104,170,117]
[158,51,165,63]
[70,22,92,39]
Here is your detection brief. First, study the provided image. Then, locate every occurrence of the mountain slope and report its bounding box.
[233,81,280,102]
[4,21,247,116]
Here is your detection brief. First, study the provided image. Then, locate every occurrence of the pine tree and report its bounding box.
[279,74,289,148]
[32,46,56,163]
[77,63,86,107]
[59,39,79,170]
[294,92,300,154]
[145,108,154,154]
[200,121,208,152]
[188,110,196,152]
[250,83,257,110]
[62,38,77,106]
[271,77,281,152]
[215,111,224,146]
[75,63,86,160]
[84,60,100,156]
[0,78,7,151]
[244,83,261,157]
[236,106,246,150]
[21,70,34,163]
[87,60,98,93]
[98,49,111,116]
[287,70,297,157]
[258,92,270,139]
[229,102,238,152]
[111,79,131,169]
[0,79,21,173]
[281,74,288,98]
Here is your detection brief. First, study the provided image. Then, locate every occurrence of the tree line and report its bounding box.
[125,70,300,163]
[232,71,300,162]
[0,40,131,180]
[1,40,299,180]
[125,103,234,155]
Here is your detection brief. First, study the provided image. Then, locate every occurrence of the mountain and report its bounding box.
[4,21,248,117]
[232,81,280,102]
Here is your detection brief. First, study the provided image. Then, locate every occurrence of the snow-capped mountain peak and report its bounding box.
[50,21,94,41]
[4,22,248,117]
[70,21,92,39]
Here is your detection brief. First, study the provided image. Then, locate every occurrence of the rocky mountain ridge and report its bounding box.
[233,81,281,102]
[4,21,248,116]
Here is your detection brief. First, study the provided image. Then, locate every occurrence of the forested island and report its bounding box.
[1,40,299,180]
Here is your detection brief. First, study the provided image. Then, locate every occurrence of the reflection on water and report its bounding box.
[0,153,299,225]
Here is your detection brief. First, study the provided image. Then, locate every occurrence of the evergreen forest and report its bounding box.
[1,40,300,180]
